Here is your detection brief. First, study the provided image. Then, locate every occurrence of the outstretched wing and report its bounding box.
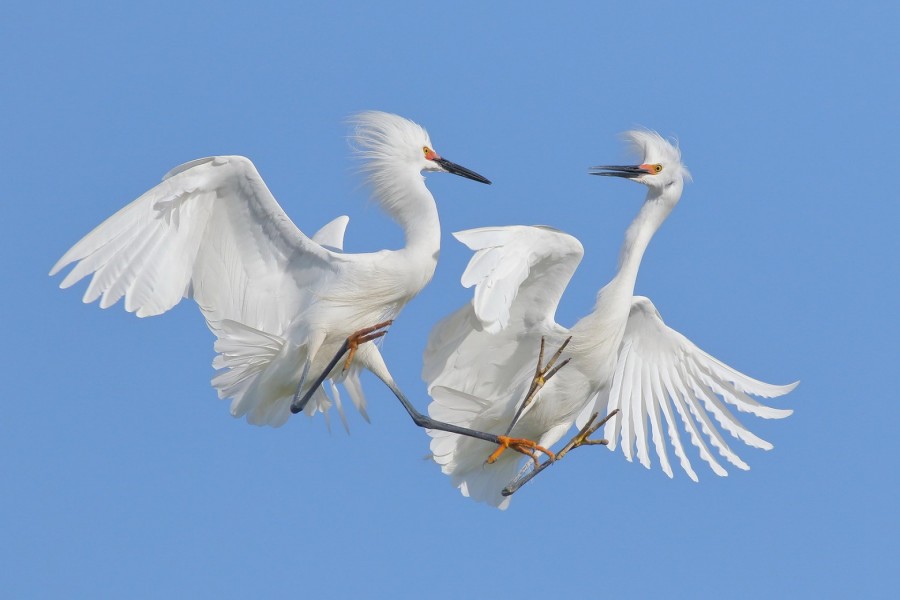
[578,296,797,481]
[50,156,341,335]
[423,225,583,399]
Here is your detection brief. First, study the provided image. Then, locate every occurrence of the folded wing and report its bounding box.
[423,225,583,397]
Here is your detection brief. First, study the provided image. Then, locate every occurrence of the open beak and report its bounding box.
[589,164,653,179]
[434,157,491,184]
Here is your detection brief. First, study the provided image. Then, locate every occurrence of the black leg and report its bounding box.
[290,326,532,448]
[382,379,519,446]
[290,321,391,415]
[290,338,350,414]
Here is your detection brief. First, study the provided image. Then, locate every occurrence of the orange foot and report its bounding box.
[487,435,556,468]
[342,320,394,372]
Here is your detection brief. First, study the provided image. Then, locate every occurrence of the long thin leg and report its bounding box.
[503,336,572,436]
[290,360,313,412]
[291,324,545,459]
[290,321,391,415]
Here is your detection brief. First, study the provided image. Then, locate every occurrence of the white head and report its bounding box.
[350,111,490,184]
[590,129,690,194]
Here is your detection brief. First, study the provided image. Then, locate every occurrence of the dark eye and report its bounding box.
[654,164,663,173]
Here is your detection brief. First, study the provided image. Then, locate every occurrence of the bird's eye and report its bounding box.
[654,164,663,173]
[423,146,430,156]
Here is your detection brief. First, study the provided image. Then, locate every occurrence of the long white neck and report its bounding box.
[571,180,682,361]
[602,184,678,307]
[371,166,441,286]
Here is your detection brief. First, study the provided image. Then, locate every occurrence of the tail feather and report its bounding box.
[209,319,329,427]
[428,386,520,510]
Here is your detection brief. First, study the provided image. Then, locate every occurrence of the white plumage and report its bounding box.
[51,111,490,429]
[423,130,797,509]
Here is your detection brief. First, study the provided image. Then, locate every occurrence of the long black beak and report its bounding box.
[435,157,491,184]
[589,164,648,179]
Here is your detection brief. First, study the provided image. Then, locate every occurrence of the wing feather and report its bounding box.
[452,225,584,333]
[51,156,335,333]
[604,296,796,478]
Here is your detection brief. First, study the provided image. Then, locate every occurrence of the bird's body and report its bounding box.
[424,131,797,508]
[52,111,490,429]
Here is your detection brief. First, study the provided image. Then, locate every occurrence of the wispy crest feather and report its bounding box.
[624,129,692,181]
[349,111,432,213]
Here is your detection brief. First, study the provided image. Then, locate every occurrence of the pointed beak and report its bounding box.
[434,157,491,184]
[589,164,653,179]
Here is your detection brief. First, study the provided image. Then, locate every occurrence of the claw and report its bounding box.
[342,320,393,372]
[487,435,556,468]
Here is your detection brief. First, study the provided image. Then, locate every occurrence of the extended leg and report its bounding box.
[289,321,392,415]
[379,379,547,461]
[297,324,545,460]
[504,336,572,435]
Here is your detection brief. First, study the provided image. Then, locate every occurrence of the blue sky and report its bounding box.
[3,1,897,598]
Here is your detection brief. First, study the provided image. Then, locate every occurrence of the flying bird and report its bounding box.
[50,111,499,435]
[423,130,798,508]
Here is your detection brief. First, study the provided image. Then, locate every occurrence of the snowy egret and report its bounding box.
[423,130,798,508]
[51,111,538,448]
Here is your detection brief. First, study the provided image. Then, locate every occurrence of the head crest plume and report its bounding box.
[623,129,691,181]
[347,111,434,213]
[349,111,431,167]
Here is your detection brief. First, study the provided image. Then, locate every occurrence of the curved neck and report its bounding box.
[369,164,441,248]
[606,185,676,299]
[371,166,441,269]
[574,181,681,343]
[400,174,441,255]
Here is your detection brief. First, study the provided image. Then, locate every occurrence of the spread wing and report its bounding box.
[578,296,798,481]
[50,156,344,335]
[422,225,584,399]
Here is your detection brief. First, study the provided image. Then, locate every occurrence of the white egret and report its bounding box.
[51,111,536,447]
[423,130,798,508]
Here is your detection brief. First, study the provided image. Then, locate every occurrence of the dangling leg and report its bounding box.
[289,322,391,415]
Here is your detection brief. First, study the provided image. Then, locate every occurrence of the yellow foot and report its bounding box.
[487,435,556,468]
[342,320,394,372]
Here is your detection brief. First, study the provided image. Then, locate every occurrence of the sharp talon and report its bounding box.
[342,320,393,372]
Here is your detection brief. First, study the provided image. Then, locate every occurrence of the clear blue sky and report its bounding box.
[3,2,897,598]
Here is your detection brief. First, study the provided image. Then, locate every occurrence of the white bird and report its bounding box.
[423,130,798,508]
[50,111,505,437]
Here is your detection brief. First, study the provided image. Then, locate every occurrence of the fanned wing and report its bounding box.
[50,156,339,335]
[579,296,798,480]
